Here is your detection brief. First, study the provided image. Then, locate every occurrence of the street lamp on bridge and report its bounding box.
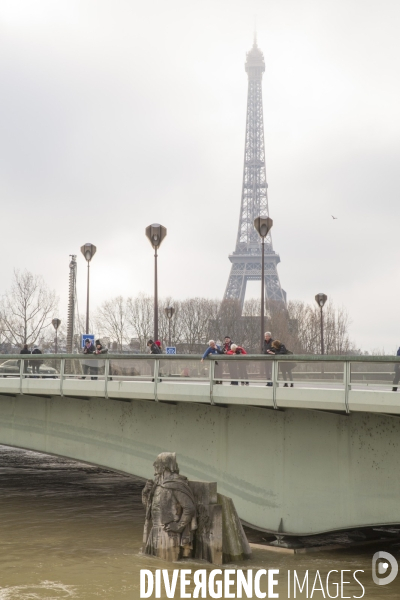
[52,318,61,354]
[164,306,175,347]
[254,216,273,352]
[315,293,328,355]
[80,243,96,334]
[146,224,167,342]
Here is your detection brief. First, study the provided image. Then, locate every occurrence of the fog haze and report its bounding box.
[1,0,399,351]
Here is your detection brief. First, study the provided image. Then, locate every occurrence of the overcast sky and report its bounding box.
[1,0,400,352]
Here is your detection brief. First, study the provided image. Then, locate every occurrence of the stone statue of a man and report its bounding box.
[142,452,197,561]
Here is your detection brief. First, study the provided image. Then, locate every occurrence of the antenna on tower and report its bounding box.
[66,255,77,355]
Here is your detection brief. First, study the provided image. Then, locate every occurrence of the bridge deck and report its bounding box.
[0,353,399,415]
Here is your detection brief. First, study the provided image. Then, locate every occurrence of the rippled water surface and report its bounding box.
[1,445,400,599]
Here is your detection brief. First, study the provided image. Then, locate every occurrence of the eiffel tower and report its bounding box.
[224,38,286,309]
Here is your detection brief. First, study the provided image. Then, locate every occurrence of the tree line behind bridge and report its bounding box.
[0,270,357,356]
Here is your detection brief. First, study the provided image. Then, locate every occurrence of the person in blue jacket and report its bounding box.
[201,340,222,361]
[392,347,400,391]
[201,340,223,384]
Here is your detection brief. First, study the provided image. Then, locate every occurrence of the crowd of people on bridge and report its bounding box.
[199,333,294,386]
[16,335,400,390]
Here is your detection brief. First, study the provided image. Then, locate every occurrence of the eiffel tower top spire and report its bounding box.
[246,37,265,79]
[223,39,286,308]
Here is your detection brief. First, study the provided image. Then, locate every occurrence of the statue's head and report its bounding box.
[153,452,179,477]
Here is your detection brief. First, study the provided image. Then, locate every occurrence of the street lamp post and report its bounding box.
[80,243,97,335]
[315,293,328,355]
[164,306,175,347]
[254,216,273,351]
[146,224,167,341]
[52,318,61,354]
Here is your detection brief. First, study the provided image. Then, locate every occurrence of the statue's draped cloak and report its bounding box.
[143,474,197,559]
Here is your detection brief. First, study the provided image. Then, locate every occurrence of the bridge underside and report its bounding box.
[0,393,399,536]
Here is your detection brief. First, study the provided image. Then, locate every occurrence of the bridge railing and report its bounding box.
[0,354,399,412]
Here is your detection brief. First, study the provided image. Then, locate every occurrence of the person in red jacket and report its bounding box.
[226,344,247,355]
[226,344,249,385]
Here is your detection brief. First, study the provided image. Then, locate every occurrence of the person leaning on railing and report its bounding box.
[81,338,95,379]
[392,346,400,392]
[263,331,274,386]
[201,340,222,361]
[201,340,223,384]
[267,340,294,387]
[226,344,249,386]
[31,344,43,378]
[147,339,162,382]
[91,340,108,381]
[147,340,161,355]
[19,344,31,375]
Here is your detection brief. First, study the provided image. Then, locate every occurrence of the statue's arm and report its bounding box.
[164,491,196,533]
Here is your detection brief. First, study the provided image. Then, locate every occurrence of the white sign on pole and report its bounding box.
[166,347,176,355]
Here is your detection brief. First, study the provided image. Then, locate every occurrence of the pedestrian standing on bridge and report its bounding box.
[147,339,161,382]
[392,346,400,391]
[147,340,161,354]
[31,344,43,378]
[263,331,274,386]
[226,344,248,385]
[91,339,108,380]
[201,340,222,361]
[201,340,223,383]
[95,340,108,355]
[19,344,30,375]
[268,340,294,387]
[222,336,232,354]
[222,336,237,383]
[81,338,95,379]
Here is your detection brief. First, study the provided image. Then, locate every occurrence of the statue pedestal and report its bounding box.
[189,481,251,565]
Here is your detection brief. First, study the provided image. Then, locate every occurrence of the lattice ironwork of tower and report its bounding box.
[66,255,77,355]
[224,39,286,309]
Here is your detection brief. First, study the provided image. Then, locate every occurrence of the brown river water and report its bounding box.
[1,445,400,599]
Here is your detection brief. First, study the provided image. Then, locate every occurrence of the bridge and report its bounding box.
[1,353,400,538]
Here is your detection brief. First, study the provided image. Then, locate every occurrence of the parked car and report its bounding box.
[0,360,58,377]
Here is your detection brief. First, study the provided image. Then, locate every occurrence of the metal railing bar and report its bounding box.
[154,359,159,401]
[1,353,400,362]
[104,358,109,399]
[344,362,351,414]
[60,359,65,397]
[272,361,278,410]
[19,358,24,395]
[210,360,214,405]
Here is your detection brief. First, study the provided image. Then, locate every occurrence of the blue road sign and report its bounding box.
[81,334,95,348]
[166,347,176,355]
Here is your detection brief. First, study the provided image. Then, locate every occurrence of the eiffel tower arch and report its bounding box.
[224,39,286,309]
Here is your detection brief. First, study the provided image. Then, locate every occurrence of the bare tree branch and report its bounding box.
[0,269,58,347]
[95,296,131,352]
